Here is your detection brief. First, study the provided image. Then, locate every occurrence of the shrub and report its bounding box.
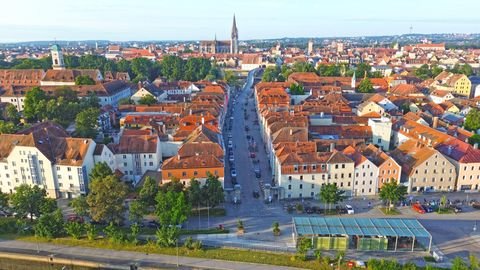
[64,221,84,239]
[85,223,98,241]
[103,222,125,244]
[192,240,203,250]
[184,236,194,249]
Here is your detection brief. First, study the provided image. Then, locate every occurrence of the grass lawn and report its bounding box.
[379,207,401,215]
[436,208,454,214]
[16,236,325,270]
[190,208,226,217]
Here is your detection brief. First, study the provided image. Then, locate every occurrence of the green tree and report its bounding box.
[40,198,58,214]
[23,87,48,121]
[103,222,125,243]
[129,223,140,245]
[159,178,184,193]
[116,59,131,73]
[128,200,146,224]
[439,195,447,213]
[378,180,407,212]
[186,178,202,208]
[65,221,85,239]
[10,184,47,222]
[451,64,473,77]
[4,104,20,124]
[69,196,89,217]
[296,237,312,261]
[202,174,225,208]
[289,83,305,95]
[0,191,9,212]
[155,190,190,246]
[262,66,281,82]
[468,134,480,146]
[118,98,132,105]
[87,175,128,225]
[414,64,432,80]
[464,109,480,131]
[469,253,479,270]
[75,107,100,138]
[224,70,239,88]
[0,120,18,134]
[354,63,371,79]
[89,162,113,181]
[34,209,64,239]
[75,75,96,85]
[54,87,78,102]
[318,183,345,212]
[139,176,158,207]
[431,65,444,78]
[358,78,374,93]
[452,257,468,270]
[138,95,157,105]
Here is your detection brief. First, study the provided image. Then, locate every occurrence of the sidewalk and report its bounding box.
[0,239,302,270]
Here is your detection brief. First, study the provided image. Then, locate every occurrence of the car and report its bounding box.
[229,153,235,162]
[451,205,463,213]
[345,205,354,214]
[67,214,84,223]
[250,152,256,158]
[231,169,237,178]
[145,220,160,228]
[227,133,233,139]
[412,203,426,214]
[305,207,314,214]
[422,205,434,213]
[254,168,261,178]
[228,140,233,149]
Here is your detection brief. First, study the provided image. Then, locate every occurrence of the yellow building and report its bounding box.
[433,71,472,97]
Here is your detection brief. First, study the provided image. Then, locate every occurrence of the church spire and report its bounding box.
[230,14,239,54]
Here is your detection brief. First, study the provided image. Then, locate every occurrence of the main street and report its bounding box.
[183,69,480,263]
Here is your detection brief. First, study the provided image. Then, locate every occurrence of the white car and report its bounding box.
[228,140,233,149]
[345,205,354,215]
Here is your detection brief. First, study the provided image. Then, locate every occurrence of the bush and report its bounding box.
[0,218,18,234]
[103,222,125,244]
[184,236,194,249]
[85,223,98,241]
[64,221,84,239]
[192,240,203,250]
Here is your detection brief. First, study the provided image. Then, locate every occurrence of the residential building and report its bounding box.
[432,71,472,97]
[343,146,378,196]
[326,151,355,196]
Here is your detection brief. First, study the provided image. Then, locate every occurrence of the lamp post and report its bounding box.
[474,221,477,232]
[176,239,179,268]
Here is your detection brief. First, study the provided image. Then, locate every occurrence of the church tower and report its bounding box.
[51,44,65,70]
[230,14,239,54]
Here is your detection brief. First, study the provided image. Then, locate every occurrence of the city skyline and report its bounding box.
[1,0,480,42]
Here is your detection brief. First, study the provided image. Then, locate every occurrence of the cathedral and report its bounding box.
[200,15,239,54]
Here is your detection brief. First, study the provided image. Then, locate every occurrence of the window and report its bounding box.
[59,183,63,187]
[342,164,345,169]
[182,172,187,177]
[312,175,315,180]
[56,166,60,171]
[149,162,153,166]
[194,171,198,176]
[299,193,303,198]
[377,138,382,143]
[311,192,314,197]
[303,165,307,170]
[68,175,72,180]
[299,184,303,189]
[311,184,314,189]
[335,164,339,169]
[288,185,291,190]
[58,174,62,179]
[149,154,153,158]
[67,167,71,172]
[70,184,74,188]
[288,176,292,180]
[312,165,316,171]
[123,162,127,167]
[294,165,298,172]
[168,172,172,177]
[123,155,127,159]
[300,175,303,180]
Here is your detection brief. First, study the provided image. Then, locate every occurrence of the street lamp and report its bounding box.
[474,221,477,232]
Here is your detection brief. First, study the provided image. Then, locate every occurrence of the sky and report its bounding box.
[1,0,480,42]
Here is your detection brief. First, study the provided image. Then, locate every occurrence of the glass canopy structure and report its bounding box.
[293,217,433,252]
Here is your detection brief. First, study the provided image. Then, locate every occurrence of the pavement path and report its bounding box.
[0,239,303,270]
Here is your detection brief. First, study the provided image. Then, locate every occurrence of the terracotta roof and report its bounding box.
[271,127,308,144]
[162,154,223,170]
[342,146,368,167]
[390,84,421,96]
[42,69,101,83]
[114,134,158,154]
[0,69,45,86]
[390,140,436,176]
[327,151,354,164]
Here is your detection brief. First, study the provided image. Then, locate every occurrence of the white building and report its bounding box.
[0,122,96,199]
[368,117,392,151]
[343,146,379,196]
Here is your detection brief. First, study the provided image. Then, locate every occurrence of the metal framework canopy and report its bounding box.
[293,217,433,252]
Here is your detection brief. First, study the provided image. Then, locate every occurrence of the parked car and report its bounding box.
[145,220,160,228]
[229,153,234,162]
[67,214,84,223]
[412,203,426,214]
[472,202,480,209]
[254,168,261,178]
[451,205,462,213]
[228,140,233,149]
[345,205,355,214]
[250,152,256,158]
[231,169,237,178]
[422,205,434,213]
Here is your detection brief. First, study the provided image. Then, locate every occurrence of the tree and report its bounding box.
[4,104,20,124]
[65,221,85,239]
[40,198,58,214]
[34,209,64,239]
[296,237,312,261]
[69,196,89,217]
[75,108,100,138]
[378,180,407,212]
[262,66,281,82]
[159,178,184,193]
[139,176,158,207]
[129,200,146,224]
[75,75,96,85]
[118,98,132,105]
[431,65,444,78]
[54,87,78,102]
[464,109,480,131]
[202,174,225,208]
[0,191,8,212]
[155,190,190,246]
[186,178,202,208]
[87,175,128,225]
[318,183,345,212]
[452,256,468,270]
[10,184,47,222]
[469,253,479,270]
[138,95,157,105]
[89,162,113,181]
[23,87,48,121]
[0,120,18,134]
[358,78,374,93]
[468,134,480,146]
[414,64,432,80]
[289,83,305,95]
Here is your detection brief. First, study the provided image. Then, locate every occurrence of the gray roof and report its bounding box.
[293,217,431,238]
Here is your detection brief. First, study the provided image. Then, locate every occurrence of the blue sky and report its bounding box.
[1,0,480,42]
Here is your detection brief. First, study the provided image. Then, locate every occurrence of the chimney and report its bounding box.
[189,109,192,115]
[201,117,205,125]
[474,143,479,150]
[330,142,335,152]
[177,154,180,160]
[432,117,439,129]
[289,129,293,136]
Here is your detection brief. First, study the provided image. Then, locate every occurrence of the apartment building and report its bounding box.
[343,146,378,196]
